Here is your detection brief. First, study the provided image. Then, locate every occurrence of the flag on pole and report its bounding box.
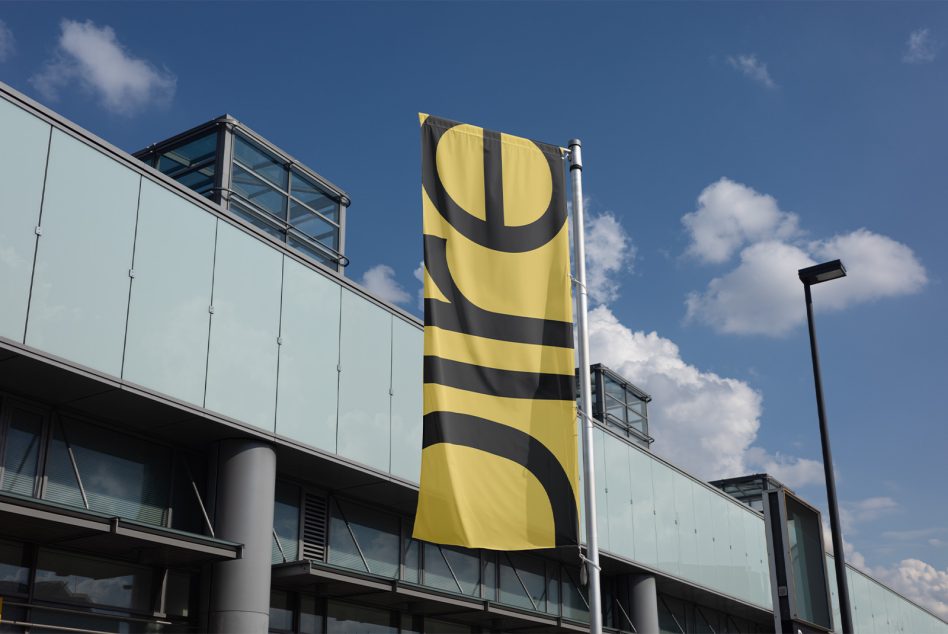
[413,114,579,550]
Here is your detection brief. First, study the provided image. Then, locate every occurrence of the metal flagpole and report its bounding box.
[569,139,602,634]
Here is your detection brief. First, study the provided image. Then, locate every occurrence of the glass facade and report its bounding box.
[588,365,652,448]
[135,119,347,272]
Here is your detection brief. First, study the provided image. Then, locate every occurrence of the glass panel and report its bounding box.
[328,499,366,573]
[390,320,422,482]
[300,594,324,634]
[232,164,287,219]
[1,405,43,496]
[651,460,679,576]
[273,480,300,563]
[331,499,399,578]
[326,600,395,634]
[692,486,716,590]
[165,570,193,617]
[156,133,217,175]
[604,435,634,561]
[290,201,338,249]
[726,503,749,600]
[337,290,392,472]
[628,447,657,567]
[34,549,153,612]
[234,134,288,189]
[423,543,459,593]
[402,535,420,583]
[123,180,216,406]
[674,477,699,583]
[170,452,206,534]
[26,130,139,376]
[0,539,29,595]
[0,98,49,341]
[785,495,831,627]
[44,417,171,525]
[500,552,545,612]
[174,164,216,196]
[442,547,480,596]
[289,234,336,268]
[204,223,282,430]
[561,567,589,623]
[229,198,285,239]
[269,590,294,632]
[291,169,339,222]
[424,619,472,634]
[592,428,610,552]
[276,257,341,453]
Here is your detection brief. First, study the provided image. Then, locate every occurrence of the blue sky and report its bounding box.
[1,1,946,616]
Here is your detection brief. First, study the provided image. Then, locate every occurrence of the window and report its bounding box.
[328,498,400,578]
[0,539,30,595]
[155,131,218,199]
[43,417,171,525]
[273,480,301,563]
[34,549,154,613]
[0,402,44,497]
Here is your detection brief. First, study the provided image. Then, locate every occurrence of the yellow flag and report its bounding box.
[413,114,579,550]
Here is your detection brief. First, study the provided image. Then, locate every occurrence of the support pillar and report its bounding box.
[616,574,660,634]
[207,439,276,633]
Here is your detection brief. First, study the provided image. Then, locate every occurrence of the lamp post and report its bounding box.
[798,259,854,634]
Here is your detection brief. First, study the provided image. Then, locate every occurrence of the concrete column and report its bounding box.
[617,574,660,634]
[207,439,276,633]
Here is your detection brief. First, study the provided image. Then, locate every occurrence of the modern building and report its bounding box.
[0,80,945,633]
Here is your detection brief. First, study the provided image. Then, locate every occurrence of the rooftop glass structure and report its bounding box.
[587,364,653,448]
[135,116,350,272]
[709,474,788,513]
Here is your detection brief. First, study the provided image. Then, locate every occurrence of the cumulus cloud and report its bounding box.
[30,19,176,115]
[0,20,14,62]
[743,446,824,490]
[585,212,634,305]
[588,304,763,479]
[903,28,938,64]
[683,179,927,336]
[727,54,777,89]
[875,559,948,619]
[413,261,425,311]
[360,264,410,306]
[682,178,800,264]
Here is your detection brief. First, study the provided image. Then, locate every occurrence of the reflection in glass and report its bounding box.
[326,600,396,634]
[1,405,43,496]
[786,495,831,628]
[43,417,171,525]
[328,499,399,578]
[269,590,294,632]
[273,480,300,563]
[0,539,29,595]
[300,594,324,634]
[156,133,217,176]
[34,549,153,612]
[234,134,287,188]
[232,164,287,219]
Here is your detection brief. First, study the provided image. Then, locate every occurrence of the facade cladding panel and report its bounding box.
[0,82,945,633]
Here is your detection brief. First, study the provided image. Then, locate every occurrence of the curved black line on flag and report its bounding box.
[424,356,575,401]
[421,116,567,253]
[423,235,573,349]
[422,411,578,547]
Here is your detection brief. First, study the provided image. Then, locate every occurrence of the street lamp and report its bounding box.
[798,259,854,634]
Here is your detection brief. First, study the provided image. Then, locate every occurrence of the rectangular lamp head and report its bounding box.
[799,259,847,285]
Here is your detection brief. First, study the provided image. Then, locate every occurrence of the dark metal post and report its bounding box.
[803,282,854,634]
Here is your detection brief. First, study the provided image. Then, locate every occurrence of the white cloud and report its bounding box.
[683,178,927,337]
[360,264,410,306]
[727,54,777,89]
[682,178,800,264]
[585,211,634,305]
[0,20,15,62]
[30,19,176,115]
[588,304,763,479]
[874,559,948,620]
[743,446,824,490]
[903,28,938,64]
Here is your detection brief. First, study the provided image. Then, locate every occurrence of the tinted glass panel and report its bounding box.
[423,543,459,593]
[326,601,395,634]
[234,134,287,188]
[390,320,422,483]
[175,165,216,196]
[229,198,286,240]
[291,169,338,221]
[273,480,300,563]
[1,405,43,496]
[300,594,324,634]
[232,164,287,219]
[122,180,216,406]
[290,201,338,249]
[0,98,49,341]
[44,418,171,525]
[332,500,399,578]
[0,539,29,595]
[270,590,294,631]
[157,132,217,175]
[786,495,831,628]
[26,130,139,377]
[500,553,545,612]
[34,549,153,612]
[288,234,335,268]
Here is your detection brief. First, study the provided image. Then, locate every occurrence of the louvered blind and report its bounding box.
[301,491,328,562]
